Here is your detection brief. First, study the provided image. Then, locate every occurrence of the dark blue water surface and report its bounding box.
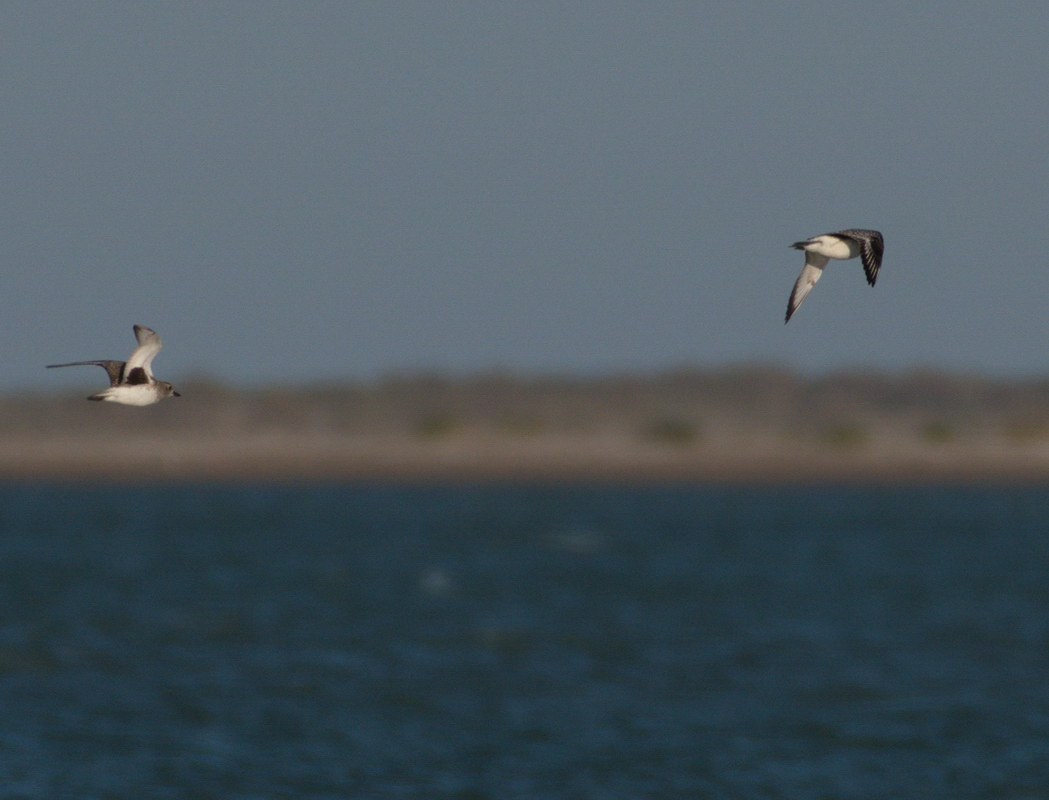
[1,484,1048,798]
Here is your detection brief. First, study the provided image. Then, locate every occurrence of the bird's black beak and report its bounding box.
[173,391,181,397]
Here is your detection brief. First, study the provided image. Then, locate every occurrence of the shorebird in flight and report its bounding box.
[48,325,181,406]
[785,229,883,322]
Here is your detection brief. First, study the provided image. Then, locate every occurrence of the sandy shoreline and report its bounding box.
[4,431,1049,483]
[10,370,1049,483]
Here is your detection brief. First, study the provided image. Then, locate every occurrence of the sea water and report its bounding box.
[0,484,1047,798]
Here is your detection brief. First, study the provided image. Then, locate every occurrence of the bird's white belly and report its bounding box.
[100,385,162,406]
[805,236,858,260]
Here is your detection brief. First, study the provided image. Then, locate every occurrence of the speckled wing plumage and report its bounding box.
[835,229,883,286]
[45,360,126,386]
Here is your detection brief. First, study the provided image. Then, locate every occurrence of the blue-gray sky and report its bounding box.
[7,2,1049,388]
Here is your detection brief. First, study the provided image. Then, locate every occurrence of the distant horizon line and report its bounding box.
[23,361,1049,394]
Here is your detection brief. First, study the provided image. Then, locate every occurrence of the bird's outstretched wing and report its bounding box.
[124,325,163,380]
[46,360,126,387]
[785,253,828,322]
[836,229,883,286]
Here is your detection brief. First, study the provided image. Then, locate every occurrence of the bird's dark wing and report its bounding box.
[46,360,126,386]
[836,229,883,286]
[858,234,884,286]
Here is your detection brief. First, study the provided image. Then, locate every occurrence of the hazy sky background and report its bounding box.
[6,2,1049,389]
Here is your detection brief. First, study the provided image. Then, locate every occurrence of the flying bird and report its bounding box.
[785,229,883,322]
[47,325,181,406]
